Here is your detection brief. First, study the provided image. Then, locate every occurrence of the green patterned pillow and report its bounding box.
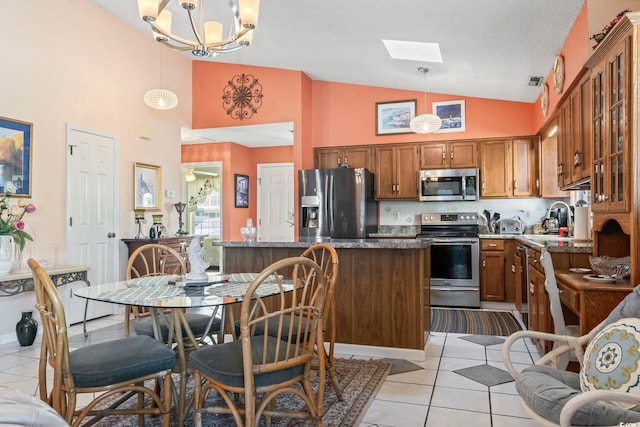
[581,318,640,410]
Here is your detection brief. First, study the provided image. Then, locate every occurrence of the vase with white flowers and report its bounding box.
[0,182,36,274]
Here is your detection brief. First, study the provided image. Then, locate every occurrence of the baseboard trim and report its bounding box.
[333,342,425,361]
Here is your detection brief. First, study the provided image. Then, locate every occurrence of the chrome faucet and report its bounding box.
[546,201,573,234]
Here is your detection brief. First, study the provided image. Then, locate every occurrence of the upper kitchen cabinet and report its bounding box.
[419,140,477,169]
[374,144,419,200]
[587,33,630,213]
[556,70,592,189]
[479,138,538,198]
[540,117,568,198]
[315,146,373,170]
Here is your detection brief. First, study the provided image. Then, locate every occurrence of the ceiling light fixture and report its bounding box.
[410,68,442,134]
[144,45,179,110]
[137,0,260,58]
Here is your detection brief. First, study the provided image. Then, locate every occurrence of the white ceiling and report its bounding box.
[91,0,586,147]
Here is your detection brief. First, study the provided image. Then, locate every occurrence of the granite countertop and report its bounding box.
[213,239,429,249]
[478,233,593,253]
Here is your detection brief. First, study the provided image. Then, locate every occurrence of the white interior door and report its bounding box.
[257,163,294,242]
[65,124,118,322]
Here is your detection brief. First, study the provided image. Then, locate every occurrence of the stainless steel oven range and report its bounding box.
[418,212,480,309]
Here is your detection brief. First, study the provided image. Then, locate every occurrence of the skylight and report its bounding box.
[382,40,442,62]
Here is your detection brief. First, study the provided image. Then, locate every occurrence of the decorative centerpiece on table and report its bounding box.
[0,182,36,274]
[591,10,630,49]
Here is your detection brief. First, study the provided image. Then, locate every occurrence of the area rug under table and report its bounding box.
[92,357,391,426]
[430,308,523,336]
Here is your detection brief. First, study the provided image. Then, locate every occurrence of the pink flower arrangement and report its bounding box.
[0,182,36,251]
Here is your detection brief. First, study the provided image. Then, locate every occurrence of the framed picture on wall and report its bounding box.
[375,100,416,135]
[235,174,249,208]
[0,116,33,197]
[433,100,466,133]
[134,162,162,210]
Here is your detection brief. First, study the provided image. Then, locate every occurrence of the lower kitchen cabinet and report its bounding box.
[527,248,552,354]
[480,239,505,301]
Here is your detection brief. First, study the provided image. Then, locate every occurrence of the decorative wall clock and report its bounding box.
[541,83,549,117]
[553,54,565,94]
[221,74,263,120]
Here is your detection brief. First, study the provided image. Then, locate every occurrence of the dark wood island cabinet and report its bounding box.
[214,240,429,350]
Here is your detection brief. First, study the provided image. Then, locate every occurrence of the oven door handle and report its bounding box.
[431,238,478,244]
[431,287,480,292]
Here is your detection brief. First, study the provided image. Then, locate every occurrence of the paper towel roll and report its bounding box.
[573,206,590,240]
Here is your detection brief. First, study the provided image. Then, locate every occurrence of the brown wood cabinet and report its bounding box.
[480,239,505,301]
[419,140,477,169]
[315,146,373,170]
[374,144,419,200]
[540,119,568,198]
[556,71,592,189]
[588,35,630,213]
[479,138,538,198]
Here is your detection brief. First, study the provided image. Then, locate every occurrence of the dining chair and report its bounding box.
[301,243,342,402]
[125,243,220,344]
[540,248,580,370]
[190,256,327,427]
[28,259,175,427]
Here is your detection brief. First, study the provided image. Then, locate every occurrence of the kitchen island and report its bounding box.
[213,239,429,355]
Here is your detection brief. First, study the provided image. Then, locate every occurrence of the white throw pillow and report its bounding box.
[581,317,640,410]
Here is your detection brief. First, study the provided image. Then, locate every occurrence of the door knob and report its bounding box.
[107,232,116,238]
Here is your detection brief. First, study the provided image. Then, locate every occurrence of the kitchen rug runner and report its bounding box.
[90,357,391,426]
[430,308,523,336]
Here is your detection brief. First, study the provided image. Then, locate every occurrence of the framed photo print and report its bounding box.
[375,100,416,135]
[0,116,33,197]
[134,162,162,210]
[433,100,466,133]
[234,174,249,208]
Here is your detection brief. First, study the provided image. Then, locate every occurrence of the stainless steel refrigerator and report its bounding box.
[298,167,378,240]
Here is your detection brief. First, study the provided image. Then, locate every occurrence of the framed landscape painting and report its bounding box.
[0,116,32,197]
[375,100,416,135]
[433,100,466,133]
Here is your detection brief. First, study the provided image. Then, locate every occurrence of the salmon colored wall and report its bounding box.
[310,81,536,147]
[533,3,590,132]
[182,143,293,240]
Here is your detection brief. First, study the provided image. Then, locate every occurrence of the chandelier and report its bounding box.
[410,68,442,134]
[137,0,260,58]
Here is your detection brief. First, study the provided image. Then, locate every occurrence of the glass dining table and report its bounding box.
[73,272,285,425]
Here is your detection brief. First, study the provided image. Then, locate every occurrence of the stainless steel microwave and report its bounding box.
[418,168,479,201]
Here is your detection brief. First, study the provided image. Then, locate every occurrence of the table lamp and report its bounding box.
[134,210,146,239]
[174,202,188,235]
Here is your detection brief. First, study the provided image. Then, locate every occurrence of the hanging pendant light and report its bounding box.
[410,67,442,134]
[145,45,179,110]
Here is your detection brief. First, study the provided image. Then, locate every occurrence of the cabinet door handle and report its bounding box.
[344,156,348,166]
[530,282,535,295]
[536,178,540,189]
[396,184,400,193]
[514,180,518,190]
[488,243,497,247]
[450,151,454,160]
[442,151,446,160]
[337,157,341,166]
[482,260,486,268]
[482,182,486,191]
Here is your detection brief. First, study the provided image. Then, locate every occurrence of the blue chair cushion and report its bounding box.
[516,365,640,426]
[190,336,304,388]
[134,313,220,341]
[70,335,175,388]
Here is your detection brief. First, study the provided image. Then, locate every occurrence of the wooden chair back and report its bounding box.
[29,258,73,417]
[301,243,339,362]
[124,243,187,334]
[241,256,326,424]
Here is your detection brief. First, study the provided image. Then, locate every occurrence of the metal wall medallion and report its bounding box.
[221,74,263,120]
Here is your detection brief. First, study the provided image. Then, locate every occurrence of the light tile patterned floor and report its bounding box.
[0,314,542,427]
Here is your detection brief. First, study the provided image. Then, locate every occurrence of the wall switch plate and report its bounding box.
[393,211,399,221]
[166,189,175,198]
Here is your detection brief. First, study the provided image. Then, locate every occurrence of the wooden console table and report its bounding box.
[0,265,91,335]
[555,271,634,335]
